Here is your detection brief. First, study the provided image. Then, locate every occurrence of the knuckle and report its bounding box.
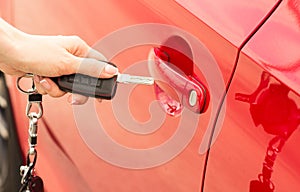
[70,35,84,43]
[71,35,81,40]
[35,87,47,95]
[48,89,65,98]
[57,54,76,75]
[68,35,89,56]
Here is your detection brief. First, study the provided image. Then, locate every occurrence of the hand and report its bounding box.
[21,34,118,104]
[0,19,118,104]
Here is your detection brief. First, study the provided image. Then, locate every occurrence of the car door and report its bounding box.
[203,0,300,191]
[3,0,282,191]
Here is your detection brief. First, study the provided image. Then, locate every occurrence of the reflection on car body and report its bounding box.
[237,72,300,192]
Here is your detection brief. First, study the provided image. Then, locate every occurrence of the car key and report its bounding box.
[51,72,154,100]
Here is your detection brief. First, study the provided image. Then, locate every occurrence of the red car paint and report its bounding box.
[0,0,299,191]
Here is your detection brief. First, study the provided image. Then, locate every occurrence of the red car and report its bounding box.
[1,0,300,191]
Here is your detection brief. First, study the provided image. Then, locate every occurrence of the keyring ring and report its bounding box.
[17,73,37,94]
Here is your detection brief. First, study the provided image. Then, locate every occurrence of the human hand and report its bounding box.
[0,23,118,104]
[26,34,118,104]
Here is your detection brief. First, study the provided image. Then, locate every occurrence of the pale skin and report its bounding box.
[0,18,118,104]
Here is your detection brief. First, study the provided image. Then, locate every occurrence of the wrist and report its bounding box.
[0,18,25,40]
[0,18,28,63]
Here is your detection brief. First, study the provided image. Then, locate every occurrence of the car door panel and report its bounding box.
[174,0,281,47]
[204,1,300,191]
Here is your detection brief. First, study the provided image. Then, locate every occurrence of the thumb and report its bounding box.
[73,56,118,78]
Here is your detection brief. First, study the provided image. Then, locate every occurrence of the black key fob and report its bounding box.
[51,74,118,100]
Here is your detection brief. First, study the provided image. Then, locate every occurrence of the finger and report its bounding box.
[59,35,89,57]
[61,36,107,61]
[67,93,89,105]
[85,48,118,78]
[33,75,47,95]
[87,48,107,62]
[73,56,118,78]
[38,77,66,97]
[57,36,118,78]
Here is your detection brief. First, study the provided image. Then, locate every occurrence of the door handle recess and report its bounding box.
[148,47,209,114]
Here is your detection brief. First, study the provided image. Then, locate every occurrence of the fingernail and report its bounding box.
[40,79,51,90]
[104,64,118,75]
[71,98,80,105]
[69,95,81,105]
[68,96,79,105]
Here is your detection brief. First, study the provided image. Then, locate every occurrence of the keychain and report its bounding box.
[15,70,152,191]
[17,74,44,192]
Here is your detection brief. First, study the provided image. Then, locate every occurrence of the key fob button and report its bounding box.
[96,80,102,87]
[90,78,97,86]
[81,77,89,85]
[67,75,74,83]
[74,77,80,83]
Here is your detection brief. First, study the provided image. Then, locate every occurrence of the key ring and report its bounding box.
[17,73,38,94]
[17,73,43,118]
[17,73,44,191]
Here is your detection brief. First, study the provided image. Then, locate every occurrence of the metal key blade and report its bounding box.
[117,73,154,85]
